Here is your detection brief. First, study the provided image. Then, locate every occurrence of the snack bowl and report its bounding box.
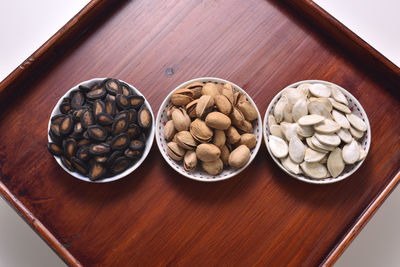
[263,80,371,184]
[156,77,262,182]
[47,78,155,183]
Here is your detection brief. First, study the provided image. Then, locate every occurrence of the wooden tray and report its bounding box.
[1,0,399,265]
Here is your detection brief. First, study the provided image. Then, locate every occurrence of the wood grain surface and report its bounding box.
[0,0,399,266]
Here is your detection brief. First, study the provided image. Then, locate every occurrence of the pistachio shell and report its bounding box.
[331,110,350,129]
[281,156,301,174]
[314,119,340,134]
[196,95,214,118]
[309,84,331,98]
[175,131,197,150]
[196,144,221,162]
[289,136,305,163]
[226,126,241,144]
[292,98,308,122]
[298,114,325,126]
[184,150,197,172]
[167,142,185,161]
[172,108,191,132]
[214,95,232,115]
[314,132,341,146]
[229,145,250,169]
[346,113,367,132]
[190,119,213,143]
[202,159,223,175]
[270,125,284,138]
[300,162,328,179]
[164,120,176,141]
[240,133,257,149]
[329,98,351,114]
[205,112,231,130]
[331,86,348,105]
[342,139,360,164]
[337,128,352,143]
[213,130,226,148]
[308,101,331,119]
[269,136,288,158]
[304,148,327,163]
[327,148,345,178]
[237,100,258,121]
[202,82,220,96]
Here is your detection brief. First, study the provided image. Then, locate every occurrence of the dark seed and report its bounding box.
[88,162,106,181]
[115,111,129,121]
[120,82,134,96]
[129,95,144,110]
[90,83,101,91]
[139,132,147,142]
[74,122,84,134]
[112,117,128,136]
[47,142,63,156]
[106,136,113,145]
[80,109,94,129]
[87,125,108,141]
[95,156,107,163]
[106,94,115,102]
[60,115,74,135]
[110,157,131,174]
[89,143,111,156]
[76,146,91,161]
[49,130,62,144]
[78,85,91,93]
[51,114,66,124]
[72,157,88,175]
[127,109,137,124]
[60,101,72,114]
[61,156,74,171]
[83,131,89,139]
[63,138,77,158]
[126,123,141,139]
[105,97,116,116]
[129,139,145,151]
[86,87,106,100]
[106,151,123,167]
[138,105,152,129]
[72,108,85,122]
[93,100,105,117]
[116,94,130,110]
[50,123,62,138]
[71,91,85,109]
[110,133,130,150]
[124,148,142,159]
[77,138,90,147]
[104,125,112,133]
[96,112,114,125]
[105,79,121,95]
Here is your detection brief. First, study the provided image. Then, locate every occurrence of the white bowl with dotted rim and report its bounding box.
[263,80,371,184]
[155,77,262,182]
[47,78,155,183]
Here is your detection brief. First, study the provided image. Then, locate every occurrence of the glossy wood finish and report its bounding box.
[0,0,399,266]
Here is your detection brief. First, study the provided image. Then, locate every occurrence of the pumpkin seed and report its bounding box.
[292,98,308,122]
[331,110,350,129]
[304,148,327,163]
[309,84,331,98]
[346,113,367,132]
[270,124,284,138]
[314,132,341,146]
[88,162,106,181]
[300,161,327,179]
[289,136,305,163]
[110,133,130,150]
[327,148,345,178]
[342,139,359,164]
[47,142,63,156]
[269,136,288,158]
[105,78,122,95]
[337,128,352,143]
[349,126,364,139]
[89,143,110,156]
[138,105,152,129]
[311,135,335,151]
[296,124,314,138]
[329,98,351,114]
[314,119,340,134]
[298,114,324,126]
[87,125,108,141]
[281,156,301,174]
[331,87,348,105]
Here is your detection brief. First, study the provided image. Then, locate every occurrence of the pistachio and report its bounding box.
[222,83,235,104]
[185,82,203,99]
[229,145,250,169]
[175,131,197,150]
[202,82,220,96]
[164,120,176,141]
[205,112,231,130]
[202,159,223,175]
[167,142,185,161]
[226,126,241,144]
[220,145,230,166]
[172,108,191,132]
[190,119,213,143]
[167,105,178,120]
[230,107,245,126]
[186,99,199,118]
[171,88,194,106]
[196,95,214,118]
[213,130,226,147]
[214,95,232,115]
[240,133,256,149]
[237,100,258,121]
[184,150,197,172]
[196,144,221,162]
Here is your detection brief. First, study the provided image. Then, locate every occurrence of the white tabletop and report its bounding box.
[0,1,399,266]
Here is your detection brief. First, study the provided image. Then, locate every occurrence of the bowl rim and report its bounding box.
[263,79,371,184]
[155,77,263,182]
[47,78,155,183]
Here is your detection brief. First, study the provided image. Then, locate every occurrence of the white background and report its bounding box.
[0,0,399,266]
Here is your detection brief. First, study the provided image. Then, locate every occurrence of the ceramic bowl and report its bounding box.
[155,77,262,182]
[263,80,371,184]
[47,78,155,183]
